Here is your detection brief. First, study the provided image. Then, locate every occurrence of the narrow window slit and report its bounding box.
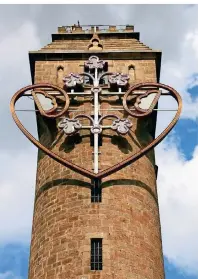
[91,179,102,203]
[57,66,64,87]
[128,64,135,81]
[91,238,103,270]
[155,165,158,179]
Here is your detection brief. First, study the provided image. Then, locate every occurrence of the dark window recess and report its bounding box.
[99,75,108,85]
[84,69,93,85]
[155,165,158,179]
[99,62,108,85]
[90,133,102,147]
[91,179,102,203]
[91,238,103,270]
[84,62,108,85]
[90,114,102,147]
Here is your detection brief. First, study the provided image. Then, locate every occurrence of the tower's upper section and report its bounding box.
[42,24,152,52]
[29,24,161,83]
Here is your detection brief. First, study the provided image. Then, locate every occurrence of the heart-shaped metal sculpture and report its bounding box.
[10,82,182,180]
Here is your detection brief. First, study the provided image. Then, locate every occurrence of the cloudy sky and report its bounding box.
[0,4,198,279]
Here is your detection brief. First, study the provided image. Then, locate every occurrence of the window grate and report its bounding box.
[91,179,101,202]
[91,238,103,270]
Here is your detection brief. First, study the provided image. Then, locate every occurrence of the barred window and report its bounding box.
[91,179,101,202]
[91,238,102,270]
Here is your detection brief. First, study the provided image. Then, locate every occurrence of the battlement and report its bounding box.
[57,24,134,34]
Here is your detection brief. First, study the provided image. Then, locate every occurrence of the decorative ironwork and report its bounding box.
[109,73,129,87]
[123,88,161,117]
[84,56,105,70]
[90,124,102,135]
[10,56,182,180]
[111,118,132,135]
[63,73,83,88]
[31,90,58,115]
[58,118,82,135]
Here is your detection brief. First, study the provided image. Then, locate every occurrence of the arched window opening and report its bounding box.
[128,65,135,81]
[88,33,103,51]
[57,66,64,87]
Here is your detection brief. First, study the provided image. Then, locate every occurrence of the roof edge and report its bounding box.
[51,32,140,42]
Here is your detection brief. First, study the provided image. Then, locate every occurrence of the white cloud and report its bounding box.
[0,4,197,277]
[0,20,41,103]
[106,5,198,135]
[160,27,198,121]
[0,147,37,244]
[152,12,198,273]
[0,20,40,151]
[156,140,198,275]
[0,19,41,244]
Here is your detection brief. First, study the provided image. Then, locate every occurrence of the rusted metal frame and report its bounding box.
[15,108,178,112]
[10,83,95,179]
[96,82,182,179]
[23,91,172,96]
[31,90,58,115]
[11,82,182,180]
[123,88,161,117]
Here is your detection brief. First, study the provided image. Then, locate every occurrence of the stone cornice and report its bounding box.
[29,50,162,84]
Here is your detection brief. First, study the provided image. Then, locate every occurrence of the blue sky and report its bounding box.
[173,118,198,160]
[164,257,197,279]
[0,244,29,279]
[0,4,198,279]
[0,241,198,279]
[170,85,198,161]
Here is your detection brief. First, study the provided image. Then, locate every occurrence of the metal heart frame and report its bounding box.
[10,82,182,180]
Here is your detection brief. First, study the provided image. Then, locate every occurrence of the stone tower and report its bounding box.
[28,24,164,279]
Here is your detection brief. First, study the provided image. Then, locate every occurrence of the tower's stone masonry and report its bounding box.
[28,25,164,279]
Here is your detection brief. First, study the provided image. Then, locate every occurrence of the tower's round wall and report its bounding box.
[28,59,165,279]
